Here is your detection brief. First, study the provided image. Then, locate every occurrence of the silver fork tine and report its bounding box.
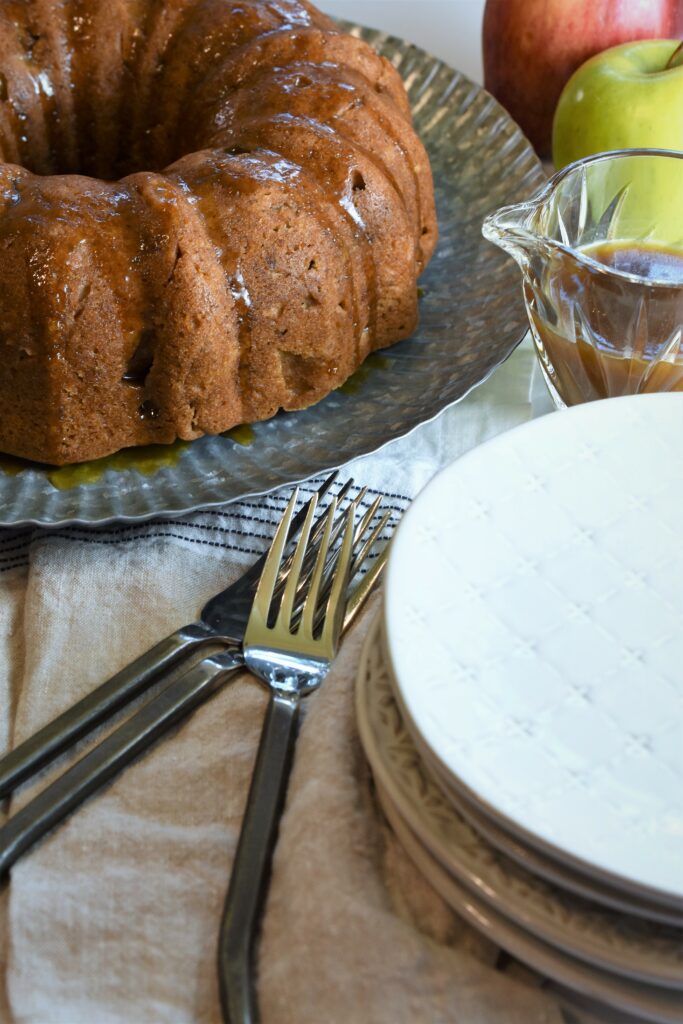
[321,507,356,648]
[351,510,392,575]
[278,479,355,596]
[335,478,355,504]
[279,487,358,626]
[275,478,353,583]
[318,484,363,553]
[276,495,318,632]
[264,478,355,616]
[345,547,388,628]
[306,498,385,622]
[250,489,299,630]
[351,485,369,512]
[355,493,382,540]
[311,521,389,637]
[300,498,337,638]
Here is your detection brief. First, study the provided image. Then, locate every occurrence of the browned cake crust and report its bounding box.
[0,0,437,464]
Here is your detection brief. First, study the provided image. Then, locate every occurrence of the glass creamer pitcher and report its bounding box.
[483,149,683,407]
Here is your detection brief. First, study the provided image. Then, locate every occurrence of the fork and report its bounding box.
[0,487,389,878]
[0,473,350,799]
[218,489,364,1024]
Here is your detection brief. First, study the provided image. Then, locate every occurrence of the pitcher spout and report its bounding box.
[482,200,540,267]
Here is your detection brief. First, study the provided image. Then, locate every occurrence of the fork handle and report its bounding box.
[0,623,211,799]
[218,691,300,1024]
[0,652,241,877]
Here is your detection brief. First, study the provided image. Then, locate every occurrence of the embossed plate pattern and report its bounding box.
[420,739,683,929]
[0,25,544,526]
[356,613,683,1022]
[384,392,683,906]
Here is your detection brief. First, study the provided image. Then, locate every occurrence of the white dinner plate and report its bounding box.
[355,613,683,1004]
[383,392,683,907]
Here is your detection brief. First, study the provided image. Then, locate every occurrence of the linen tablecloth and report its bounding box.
[0,341,570,1023]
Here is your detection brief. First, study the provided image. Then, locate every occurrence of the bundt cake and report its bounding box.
[0,0,437,465]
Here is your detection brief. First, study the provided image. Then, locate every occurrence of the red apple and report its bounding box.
[483,0,683,157]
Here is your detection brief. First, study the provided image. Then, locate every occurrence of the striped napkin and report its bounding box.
[0,341,565,1023]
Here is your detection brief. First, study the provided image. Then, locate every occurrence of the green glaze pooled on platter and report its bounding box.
[0,442,187,490]
[0,424,264,490]
[222,424,255,446]
[48,443,189,490]
[339,354,391,395]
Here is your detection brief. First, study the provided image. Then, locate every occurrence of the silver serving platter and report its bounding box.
[0,25,544,526]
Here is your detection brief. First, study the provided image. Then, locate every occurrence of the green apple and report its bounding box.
[552,39,683,246]
[553,39,683,168]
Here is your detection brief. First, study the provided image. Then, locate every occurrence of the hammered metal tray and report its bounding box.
[0,25,544,526]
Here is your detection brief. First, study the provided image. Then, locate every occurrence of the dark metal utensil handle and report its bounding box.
[0,624,211,799]
[218,692,300,1024]
[0,653,240,877]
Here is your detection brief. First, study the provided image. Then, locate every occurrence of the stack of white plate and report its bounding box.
[356,394,683,1024]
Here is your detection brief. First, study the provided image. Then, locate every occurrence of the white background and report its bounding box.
[319,1,487,84]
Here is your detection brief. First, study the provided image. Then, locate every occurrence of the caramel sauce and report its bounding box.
[528,241,683,405]
[586,244,683,283]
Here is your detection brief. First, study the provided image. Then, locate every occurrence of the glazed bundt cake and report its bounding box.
[0,0,437,465]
